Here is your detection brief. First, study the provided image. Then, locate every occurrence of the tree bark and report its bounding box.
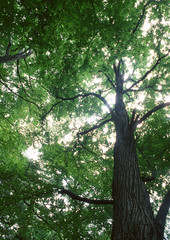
[112,123,157,239]
[156,190,170,240]
[0,49,33,64]
[111,67,158,239]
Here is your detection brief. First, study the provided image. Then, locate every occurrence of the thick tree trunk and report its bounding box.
[110,64,160,239]
[111,114,157,239]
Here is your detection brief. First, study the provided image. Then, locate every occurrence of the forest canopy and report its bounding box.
[0,0,169,239]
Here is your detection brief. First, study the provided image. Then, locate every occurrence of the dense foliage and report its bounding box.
[0,0,169,239]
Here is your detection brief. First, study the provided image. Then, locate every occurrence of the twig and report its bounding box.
[0,76,40,109]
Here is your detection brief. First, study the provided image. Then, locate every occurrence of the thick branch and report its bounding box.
[78,118,112,136]
[136,102,170,126]
[0,49,33,64]
[59,189,113,205]
[124,53,169,93]
[155,190,170,239]
[56,93,115,120]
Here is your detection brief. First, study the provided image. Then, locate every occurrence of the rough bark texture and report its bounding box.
[111,67,158,240]
[0,49,33,64]
[112,125,157,240]
[156,190,170,240]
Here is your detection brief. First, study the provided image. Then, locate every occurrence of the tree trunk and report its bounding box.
[111,115,158,239]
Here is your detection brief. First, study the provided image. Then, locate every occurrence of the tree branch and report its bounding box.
[58,189,113,205]
[141,173,156,182]
[135,102,170,126]
[0,49,33,64]
[56,93,115,120]
[124,85,164,93]
[0,76,40,109]
[155,190,170,240]
[105,73,116,90]
[78,118,112,136]
[41,100,63,121]
[132,0,155,34]
[124,53,169,93]
[5,38,12,56]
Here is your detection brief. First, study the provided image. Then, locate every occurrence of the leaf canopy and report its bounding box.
[0,0,169,239]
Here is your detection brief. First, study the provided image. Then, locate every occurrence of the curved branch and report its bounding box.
[135,102,170,126]
[124,53,169,93]
[58,189,113,205]
[56,93,115,120]
[41,100,63,121]
[155,190,170,239]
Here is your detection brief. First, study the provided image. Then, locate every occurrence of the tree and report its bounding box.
[0,0,169,239]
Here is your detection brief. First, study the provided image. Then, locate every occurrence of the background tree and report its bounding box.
[0,0,169,239]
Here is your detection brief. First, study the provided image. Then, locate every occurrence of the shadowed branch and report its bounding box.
[105,73,116,90]
[41,100,63,121]
[5,38,12,56]
[124,53,169,93]
[0,49,33,64]
[135,102,170,126]
[133,0,157,34]
[58,189,113,205]
[141,173,156,182]
[56,92,115,120]
[78,117,112,136]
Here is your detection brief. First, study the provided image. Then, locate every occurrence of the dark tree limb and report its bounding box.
[5,38,12,56]
[124,85,164,93]
[78,118,112,136]
[130,108,137,125]
[58,189,113,205]
[41,100,63,121]
[105,73,116,90]
[132,0,156,34]
[135,102,170,126]
[124,53,169,93]
[141,173,156,182]
[0,49,33,64]
[155,190,170,240]
[56,93,115,120]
